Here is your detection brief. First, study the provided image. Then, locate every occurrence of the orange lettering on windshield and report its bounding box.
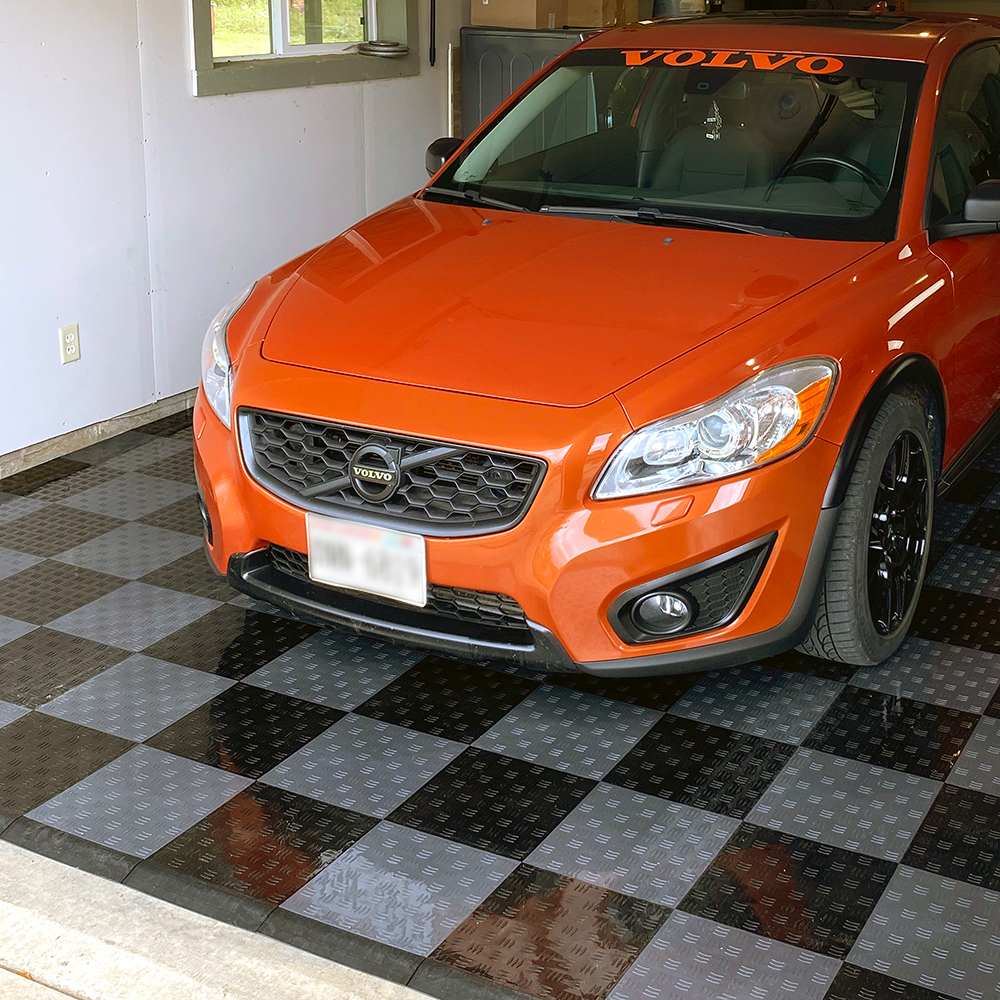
[747,52,798,70]
[662,50,708,66]
[618,49,848,74]
[623,49,673,65]
[704,50,748,68]
[796,55,846,74]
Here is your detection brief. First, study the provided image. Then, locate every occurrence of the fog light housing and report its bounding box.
[631,591,694,635]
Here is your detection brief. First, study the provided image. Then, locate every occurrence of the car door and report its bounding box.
[929,41,1000,452]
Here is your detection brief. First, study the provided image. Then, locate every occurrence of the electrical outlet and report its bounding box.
[59,323,81,364]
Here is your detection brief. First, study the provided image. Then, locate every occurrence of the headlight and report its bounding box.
[200,285,254,429]
[593,359,837,500]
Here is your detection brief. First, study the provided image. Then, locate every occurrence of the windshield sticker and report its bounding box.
[622,50,846,74]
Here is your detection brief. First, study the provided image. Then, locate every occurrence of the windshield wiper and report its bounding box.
[423,186,529,213]
[538,204,790,238]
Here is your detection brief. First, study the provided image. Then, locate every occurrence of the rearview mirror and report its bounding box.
[425,137,462,178]
[964,179,1000,223]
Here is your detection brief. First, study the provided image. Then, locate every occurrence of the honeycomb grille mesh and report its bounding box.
[241,410,545,536]
[684,549,762,631]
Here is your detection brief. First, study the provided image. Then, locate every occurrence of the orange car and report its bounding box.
[195,10,1000,676]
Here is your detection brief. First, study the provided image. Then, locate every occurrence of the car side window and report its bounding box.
[928,42,1000,224]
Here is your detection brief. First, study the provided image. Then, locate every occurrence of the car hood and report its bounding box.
[261,197,876,408]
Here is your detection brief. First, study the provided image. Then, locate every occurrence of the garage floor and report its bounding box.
[1,412,1000,1000]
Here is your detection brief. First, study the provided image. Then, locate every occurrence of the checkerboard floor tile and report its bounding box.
[57,471,194,521]
[53,521,202,580]
[0,560,125,626]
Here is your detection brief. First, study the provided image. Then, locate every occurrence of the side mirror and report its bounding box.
[964,179,1000,223]
[425,137,462,178]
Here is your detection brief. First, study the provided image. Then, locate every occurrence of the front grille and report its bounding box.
[268,544,529,633]
[239,410,545,537]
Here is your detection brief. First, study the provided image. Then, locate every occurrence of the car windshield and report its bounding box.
[426,47,925,241]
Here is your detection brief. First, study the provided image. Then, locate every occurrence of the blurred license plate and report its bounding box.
[306,514,426,607]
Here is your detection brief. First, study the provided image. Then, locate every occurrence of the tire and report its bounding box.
[799,392,934,665]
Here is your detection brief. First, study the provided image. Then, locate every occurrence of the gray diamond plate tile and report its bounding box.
[53,522,202,580]
[853,638,1000,714]
[58,472,194,521]
[0,615,38,646]
[668,664,844,745]
[746,748,941,862]
[0,700,30,729]
[607,910,842,1000]
[0,547,43,581]
[933,501,978,543]
[38,654,235,741]
[948,715,1000,795]
[928,544,1000,600]
[103,436,189,472]
[849,865,1000,999]
[260,713,465,818]
[526,781,740,907]
[473,684,662,780]
[64,430,155,467]
[47,582,220,652]
[0,494,48,526]
[28,466,124,503]
[280,820,518,956]
[242,630,424,709]
[26,744,251,859]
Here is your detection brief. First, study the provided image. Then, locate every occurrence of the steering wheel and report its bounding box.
[777,155,888,197]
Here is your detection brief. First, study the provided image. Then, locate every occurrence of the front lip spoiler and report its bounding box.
[225,503,840,678]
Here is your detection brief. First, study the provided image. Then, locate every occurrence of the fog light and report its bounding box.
[632,591,693,635]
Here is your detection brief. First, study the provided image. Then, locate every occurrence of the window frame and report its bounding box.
[191,0,419,97]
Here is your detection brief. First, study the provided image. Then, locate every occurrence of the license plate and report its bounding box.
[306,514,427,607]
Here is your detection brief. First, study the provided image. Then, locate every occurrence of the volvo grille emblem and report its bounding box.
[349,444,401,502]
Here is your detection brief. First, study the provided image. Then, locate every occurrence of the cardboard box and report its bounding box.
[470,0,570,30]
[566,0,640,25]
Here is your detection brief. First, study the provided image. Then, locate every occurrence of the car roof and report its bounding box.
[582,10,1000,63]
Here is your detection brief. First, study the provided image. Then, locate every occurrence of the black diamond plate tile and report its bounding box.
[28,466,125,503]
[0,713,133,828]
[902,784,1000,890]
[956,509,1000,551]
[146,684,344,778]
[604,715,795,820]
[139,549,234,602]
[945,469,1000,506]
[824,962,961,1000]
[759,649,859,685]
[137,495,204,537]
[926,540,951,576]
[389,747,595,861]
[65,431,156,467]
[544,669,700,713]
[0,506,126,558]
[140,411,193,437]
[356,656,538,742]
[140,451,197,485]
[0,628,129,708]
[910,585,1000,654]
[804,687,976,780]
[0,458,91,497]
[142,606,319,679]
[0,561,125,626]
[427,864,670,1000]
[678,823,894,959]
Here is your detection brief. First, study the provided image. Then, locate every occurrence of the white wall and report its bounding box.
[0,0,466,455]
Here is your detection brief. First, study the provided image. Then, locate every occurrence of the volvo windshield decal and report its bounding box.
[621,50,847,74]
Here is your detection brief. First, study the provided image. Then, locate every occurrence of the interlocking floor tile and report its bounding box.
[679,823,894,958]
[356,656,538,743]
[0,505,125,557]
[927,540,952,576]
[136,495,203,537]
[825,963,962,1000]
[280,820,519,957]
[142,605,319,679]
[139,410,193,437]
[934,501,978,543]
[65,430,155,466]
[0,560,125,626]
[0,458,90,497]
[27,744,251,859]
[0,615,37,646]
[747,748,940,862]
[0,701,30,729]
[605,715,795,820]
[0,494,47,527]
[667,664,843,745]
[147,684,344,779]
[389,747,596,860]
[38,654,234,741]
[526,782,739,907]
[929,544,1000,600]
[911,586,1000,655]
[852,638,1000,714]
[761,648,859,685]
[902,784,1000,890]
[243,630,425,710]
[0,547,43,581]
[58,472,194,521]
[948,715,1000,794]
[804,687,976,781]
[139,451,197,485]
[945,469,1000,506]
[0,629,129,708]
[261,713,465,819]
[139,548,234,602]
[543,670,700,713]
[54,521,202,580]
[47,581,219,652]
[473,685,662,781]
[103,436,189,472]
[607,910,841,1000]
[848,865,1000,999]
[28,466,124,503]
[975,444,1000,476]
[956,507,1000,551]
[136,785,377,906]
[431,863,670,1000]
[0,713,133,824]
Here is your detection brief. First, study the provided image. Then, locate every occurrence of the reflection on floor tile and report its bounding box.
[947,715,1000,794]
[103,436,189,472]
[136,495,203,537]
[65,430,154,467]
[58,472,194,521]
[281,821,518,956]
[911,586,1000,654]
[547,670,700,714]
[930,543,1000,600]
[825,963,961,1000]
[0,457,89,496]
[0,560,125,626]
[667,663,843,745]
[53,521,202,580]
[848,865,1000,998]
[607,910,841,1000]
[945,469,1000,506]
[747,748,940,862]
[957,506,1000,552]
[139,548,235,602]
[527,782,739,907]
[933,501,978,543]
